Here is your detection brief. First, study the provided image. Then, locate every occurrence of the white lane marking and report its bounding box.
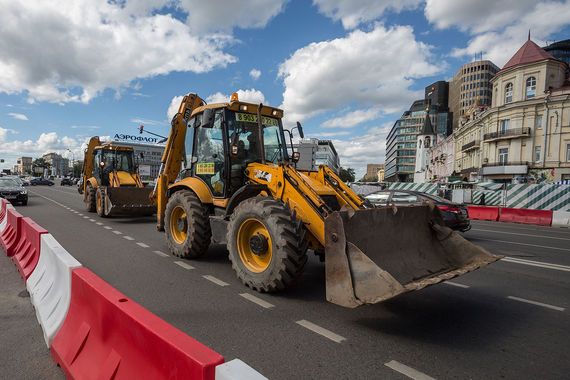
[507,296,565,312]
[83,216,89,219]
[174,261,194,270]
[472,228,570,241]
[296,320,346,343]
[385,360,436,380]
[502,257,570,272]
[96,222,103,226]
[475,238,570,252]
[88,219,96,222]
[123,236,135,241]
[154,250,170,257]
[240,293,275,309]
[112,230,122,235]
[78,213,84,216]
[136,242,149,248]
[444,281,470,288]
[203,275,229,287]
[104,226,113,230]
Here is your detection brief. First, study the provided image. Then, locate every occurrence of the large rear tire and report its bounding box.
[165,190,211,258]
[227,197,307,292]
[85,185,96,213]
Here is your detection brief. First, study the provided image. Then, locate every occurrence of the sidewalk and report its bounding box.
[0,255,63,379]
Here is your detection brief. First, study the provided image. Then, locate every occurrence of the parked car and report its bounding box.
[0,177,28,205]
[77,177,84,194]
[30,177,55,186]
[365,189,471,232]
[60,177,74,186]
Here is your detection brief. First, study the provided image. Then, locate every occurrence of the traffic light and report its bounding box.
[139,125,144,134]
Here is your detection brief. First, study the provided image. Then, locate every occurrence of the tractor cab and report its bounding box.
[92,144,137,187]
[182,93,302,198]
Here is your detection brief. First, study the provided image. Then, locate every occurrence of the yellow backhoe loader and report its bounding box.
[152,92,501,307]
[82,137,155,217]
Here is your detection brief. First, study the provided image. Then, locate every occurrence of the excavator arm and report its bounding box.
[82,136,101,194]
[153,94,206,230]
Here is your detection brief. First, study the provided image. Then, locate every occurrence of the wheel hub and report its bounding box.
[249,234,268,256]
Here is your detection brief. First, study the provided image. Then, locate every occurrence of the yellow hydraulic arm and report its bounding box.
[153,94,206,230]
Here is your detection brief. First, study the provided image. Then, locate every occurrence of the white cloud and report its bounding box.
[330,123,392,177]
[167,95,185,121]
[313,0,421,29]
[321,108,381,128]
[8,112,28,121]
[206,89,266,105]
[249,68,262,80]
[70,125,100,130]
[131,118,166,126]
[278,24,440,123]
[426,0,570,67]
[0,127,86,158]
[180,0,287,33]
[0,1,247,104]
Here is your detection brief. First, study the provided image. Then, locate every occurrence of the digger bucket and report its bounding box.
[104,187,155,216]
[325,205,501,308]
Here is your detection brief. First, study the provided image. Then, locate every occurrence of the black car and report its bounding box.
[30,177,55,186]
[365,189,471,232]
[0,177,28,205]
[60,177,74,186]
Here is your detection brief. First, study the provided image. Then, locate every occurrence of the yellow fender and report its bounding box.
[168,177,213,204]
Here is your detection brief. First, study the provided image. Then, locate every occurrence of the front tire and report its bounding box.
[165,190,211,258]
[96,188,108,217]
[227,197,307,293]
[85,185,96,212]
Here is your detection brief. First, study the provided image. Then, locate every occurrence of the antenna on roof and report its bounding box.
[528,29,531,41]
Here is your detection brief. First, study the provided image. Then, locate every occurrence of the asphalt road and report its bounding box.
[5,185,570,379]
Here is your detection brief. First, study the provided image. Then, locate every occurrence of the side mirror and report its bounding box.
[292,151,300,163]
[296,121,304,139]
[202,109,214,129]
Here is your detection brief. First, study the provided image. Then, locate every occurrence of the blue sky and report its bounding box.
[1,0,569,177]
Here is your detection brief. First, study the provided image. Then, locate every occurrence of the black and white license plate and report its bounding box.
[6,195,17,200]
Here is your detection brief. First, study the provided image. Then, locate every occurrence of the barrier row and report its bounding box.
[466,205,565,227]
[0,199,266,379]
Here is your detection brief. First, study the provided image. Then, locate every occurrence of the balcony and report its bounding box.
[483,127,531,142]
[461,140,481,152]
[480,161,528,176]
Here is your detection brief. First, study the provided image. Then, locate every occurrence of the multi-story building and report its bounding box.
[114,141,166,182]
[544,39,570,66]
[365,163,384,181]
[294,139,340,173]
[15,157,33,175]
[426,134,455,182]
[449,60,500,132]
[453,37,570,183]
[425,80,453,136]
[42,153,69,177]
[377,166,385,182]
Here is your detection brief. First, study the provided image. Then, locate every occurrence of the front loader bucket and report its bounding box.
[325,205,501,308]
[105,187,155,216]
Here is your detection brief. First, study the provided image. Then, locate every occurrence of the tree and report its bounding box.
[32,158,50,176]
[338,167,355,183]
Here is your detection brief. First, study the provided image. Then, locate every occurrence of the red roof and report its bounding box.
[502,39,555,70]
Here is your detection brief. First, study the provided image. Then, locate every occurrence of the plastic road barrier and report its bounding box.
[1,208,24,257]
[552,211,570,228]
[215,359,268,380]
[467,206,500,221]
[0,200,15,233]
[499,207,553,226]
[51,268,225,380]
[11,217,47,279]
[27,234,82,346]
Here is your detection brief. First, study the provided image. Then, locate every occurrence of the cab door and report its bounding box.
[193,110,227,197]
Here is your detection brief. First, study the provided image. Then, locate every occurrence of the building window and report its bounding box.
[499,148,509,164]
[535,115,542,129]
[567,143,570,161]
[499,119,510,134]
[526,77,536,99]
[504,83,513,103]
[535,146,541,162]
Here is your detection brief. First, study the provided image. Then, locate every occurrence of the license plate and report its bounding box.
[6,196,17,200]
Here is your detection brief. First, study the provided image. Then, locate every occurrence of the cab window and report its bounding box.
[193,110,226,196]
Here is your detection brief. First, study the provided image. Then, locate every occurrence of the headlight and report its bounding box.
[20,190,27,195]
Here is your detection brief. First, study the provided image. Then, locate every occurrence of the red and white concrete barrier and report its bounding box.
[552,211,570,228]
